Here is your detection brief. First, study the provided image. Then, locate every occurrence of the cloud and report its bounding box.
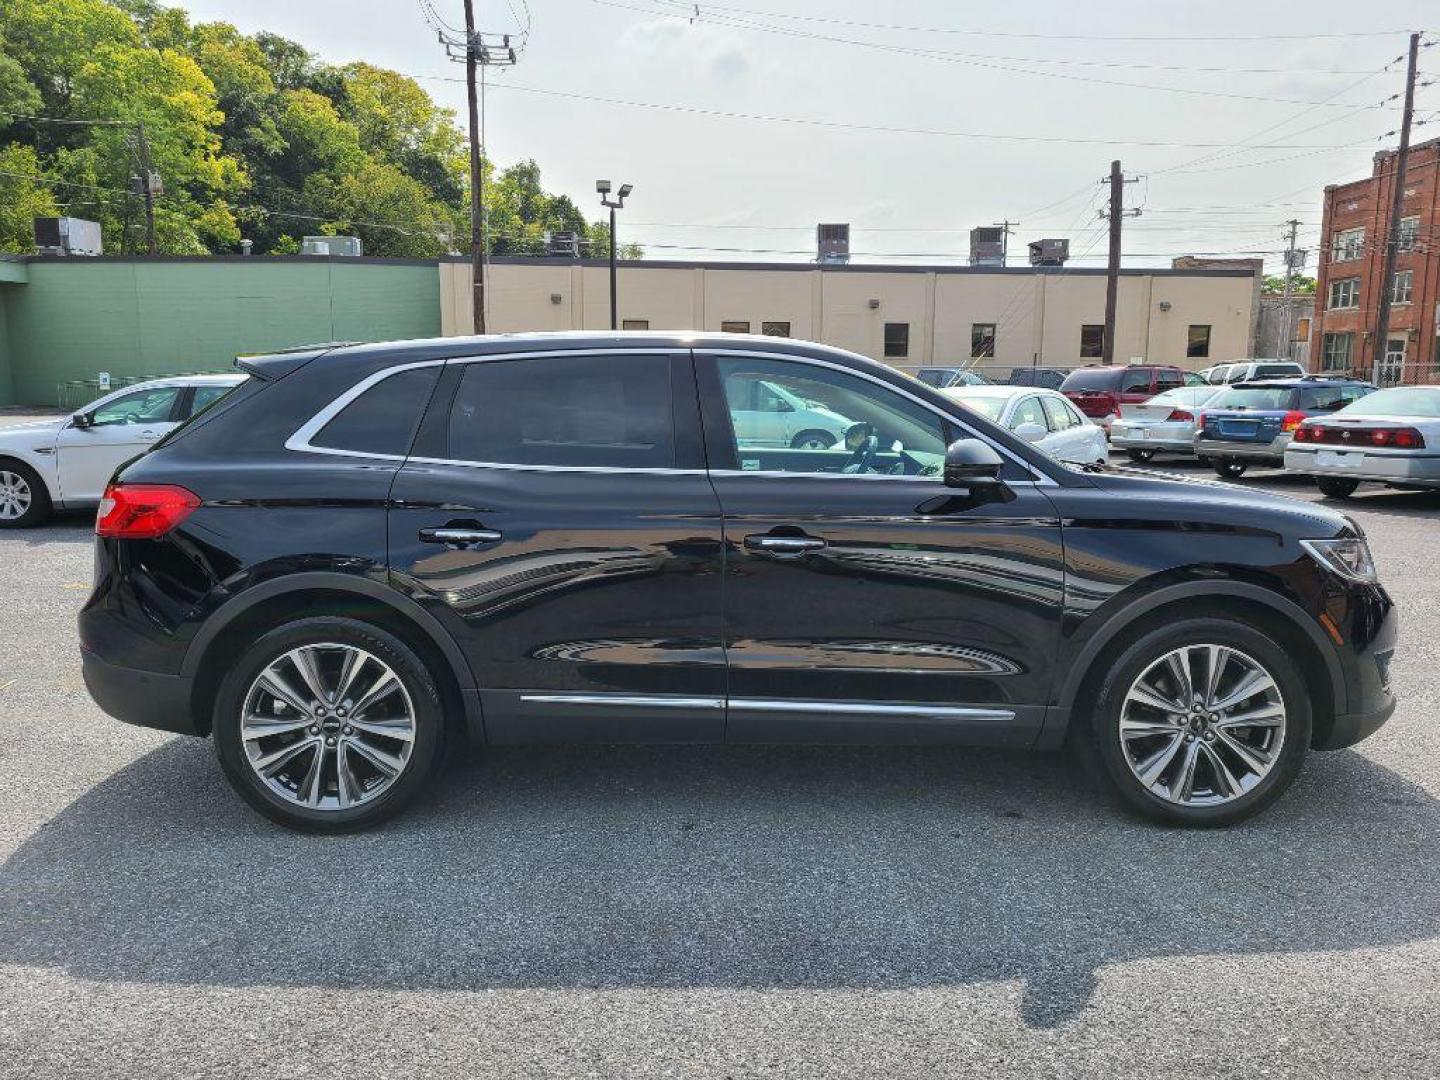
[618,17,751,83]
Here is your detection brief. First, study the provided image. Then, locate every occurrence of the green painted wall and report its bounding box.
[0,291,13,406]
[2,258,440,406]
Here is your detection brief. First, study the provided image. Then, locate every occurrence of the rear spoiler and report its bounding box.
[235,341,361,381]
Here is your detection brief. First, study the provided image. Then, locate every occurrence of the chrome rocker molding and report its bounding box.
[520,692,1016,723]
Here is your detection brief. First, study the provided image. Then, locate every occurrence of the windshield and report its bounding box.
[1335,387,1440,418]
[1059,369,1119,391]
[1150,386,1221,407]
[1207,386,1293,410]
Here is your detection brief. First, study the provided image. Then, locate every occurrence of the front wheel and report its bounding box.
[1315,476,1359,499]
[790,430,836,450]
[1082,617,1310,827]
[1213,460,1247,479]
[1126,449,1156,463]
[0,463,52,528]
[213,616,446,832]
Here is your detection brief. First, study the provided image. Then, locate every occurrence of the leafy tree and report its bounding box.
[1264,273,1316,295]
[0,143,59,249]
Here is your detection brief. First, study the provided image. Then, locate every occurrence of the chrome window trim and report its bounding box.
[285,357,448,459]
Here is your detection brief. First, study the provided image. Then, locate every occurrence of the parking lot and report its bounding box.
[1,437,1438,1078]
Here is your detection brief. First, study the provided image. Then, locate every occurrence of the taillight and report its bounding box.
[1281,410,1307,432]
[1291,425,1426,448]
[1372,427,1427,449]
[1292,423,1319,442]
[1165,409,1194,422]
[95,483,201,539]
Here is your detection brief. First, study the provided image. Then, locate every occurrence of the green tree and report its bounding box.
[1264,273,1316,295]
[0,143,59,250]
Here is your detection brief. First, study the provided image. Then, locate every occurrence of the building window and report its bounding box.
[883,322,910,358]
[1327,277,1359,310]
[1186,324,1212,359]
[1391,269,1413,304]
[761,321,791,337]
[720,320,750,334]
[1320,332,1354,372]
[1331,227,1364,262]
[970,323,996,359]
[1397,216,1419,253]
[621,319,649,330]
[1079,324,1105,359]
[1294,317,1311,342]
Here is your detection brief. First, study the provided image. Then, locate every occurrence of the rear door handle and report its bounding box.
[743,533,826,555]
[419,526,503,546]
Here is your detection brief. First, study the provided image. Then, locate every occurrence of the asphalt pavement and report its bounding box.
[1,452,1437,1079]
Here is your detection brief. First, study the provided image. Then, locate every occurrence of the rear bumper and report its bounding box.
[1195,433,1292,463]
[1110,425,1195,453]
[1284,445,1440,487]
[80,648,202,737]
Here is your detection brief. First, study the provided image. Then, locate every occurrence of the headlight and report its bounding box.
[1300,537,1378,583]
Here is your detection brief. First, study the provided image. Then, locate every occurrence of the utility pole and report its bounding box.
[130,122,160,256]
[1280,218,1303,361]
[1099,160,1140,365]
[1371,30,1420,385]
[992,219,1020,266]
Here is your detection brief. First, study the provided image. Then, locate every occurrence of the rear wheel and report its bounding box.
[1082,617,1310,827]
[213,616,446,832]
[1126,449,1156,463]
[1315,476,1359,499]
[0,463,52,528]
[790,430,836,450]
[1213,459,1247,479]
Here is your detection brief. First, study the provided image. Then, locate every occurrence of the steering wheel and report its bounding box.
[842,434,879,474]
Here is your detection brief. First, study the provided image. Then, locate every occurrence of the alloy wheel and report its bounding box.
[1117,643,1286,807]
[241,643,416,811]
[0,471,32,521]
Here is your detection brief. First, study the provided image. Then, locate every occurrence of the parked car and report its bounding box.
[1284,385,1440,498]
[1108,385,1228,462]
[1223,360,1306,383]
[1195,377,1376,479]
[1199,364,1236,385]
[914,366,989,389]
[724,375,854,449]
[79,333,1397,831]
[1059,364,1189,432]
[0,374,246,527]
[1005,367,1069,389]
[941,384,1108,466]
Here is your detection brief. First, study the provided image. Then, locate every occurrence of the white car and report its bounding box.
[941,385,1108,467]
[723,374,855,449]
[1283,385,1440,499]
[0,374,245,527]
[1109,385,1227,462]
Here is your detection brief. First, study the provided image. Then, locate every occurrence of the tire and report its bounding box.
[0,462,52,528]
[1315,476,1359,499]
[213,616,447,832]
[1126,449,1156,463]
[1213,460,1247,479]
[1078,616,1311,827]
[790,430,836,450]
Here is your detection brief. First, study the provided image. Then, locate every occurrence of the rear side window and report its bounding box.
[1299,383,1372,412]
[1153,369,1185,392]
[448,354,674,468]
[1060,369,1120,391]
[1209,387,1294,410]
[1121,369,1153,393]
[1254,364,1301,379]
[313,367,439,456]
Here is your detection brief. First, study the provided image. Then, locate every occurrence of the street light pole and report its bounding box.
[597,180,632,331]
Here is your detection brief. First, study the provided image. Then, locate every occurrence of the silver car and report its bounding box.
[1108,385,1225,462]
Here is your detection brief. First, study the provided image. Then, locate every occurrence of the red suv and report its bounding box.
[1060,365,1188,433]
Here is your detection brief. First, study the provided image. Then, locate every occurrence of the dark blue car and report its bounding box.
[1195,376,1376,478]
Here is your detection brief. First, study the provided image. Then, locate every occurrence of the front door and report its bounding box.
[697,352,1066,747]
[54,384,185,502]
[388,350,727,743]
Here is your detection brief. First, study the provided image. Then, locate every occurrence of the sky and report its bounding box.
[176,0,1437,273]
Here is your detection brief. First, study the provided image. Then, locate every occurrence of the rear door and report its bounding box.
[387,349,726,743]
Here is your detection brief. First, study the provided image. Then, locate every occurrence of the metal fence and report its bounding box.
[54,371,234,411]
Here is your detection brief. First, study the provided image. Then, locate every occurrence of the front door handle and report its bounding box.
[138,429,159,441]
[744,533,826,556]
[419,526,503,547]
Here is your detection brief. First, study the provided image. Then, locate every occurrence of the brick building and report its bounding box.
[1313,136,1440,384]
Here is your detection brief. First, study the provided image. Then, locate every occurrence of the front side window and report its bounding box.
[1321,332,1354,371]
[1186,325,1212,359]
[1391,270,1413,304]
[1041,395,1076,431]
[1331,227,1364,261]
[448,354,674,468]
[89,386,182,427]
[883,322,910,359]
[1328,277,1359,310]
[1010,395,1047,431]
[971,323,996,359]
[715,356,949,477]
[314,367,439,456]
[1080,325,1105,359]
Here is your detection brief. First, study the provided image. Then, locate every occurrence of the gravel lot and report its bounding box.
[1,436,1438,1079]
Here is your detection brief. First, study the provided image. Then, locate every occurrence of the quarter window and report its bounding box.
[313,367,439,456]
[971,323,996,359]
[1327,277,1359,310]
[1080,324,1105,359]
[189,383,238,417]
[883,322,910,359]
[448,354,674,468]
[89,386,182,427]
[1186,325,1211,359]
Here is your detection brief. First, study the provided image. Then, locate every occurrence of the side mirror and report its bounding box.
[943,438,1005,488]
[1013,421,1047,443]
[71,411,93,430]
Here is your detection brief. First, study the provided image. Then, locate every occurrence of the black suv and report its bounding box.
[79,334,1397,831]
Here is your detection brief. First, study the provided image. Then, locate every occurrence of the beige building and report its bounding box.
[440,257,1259,373]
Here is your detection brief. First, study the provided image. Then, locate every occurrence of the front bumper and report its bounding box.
[81,648,201,736]
[1284,445,1440,487]
[1313,582,1398,751]
[1195,432,1292,464]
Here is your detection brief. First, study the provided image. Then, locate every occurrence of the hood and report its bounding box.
[0,416,66,440]
[1084,465,1355,539]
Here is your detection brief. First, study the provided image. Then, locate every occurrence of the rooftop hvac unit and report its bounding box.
[1027,238,1070,267]
[545,230,581,258]
[301,235,363,257]
[817,223,850,264]
[34,216,102,256]
[969,226,1006,267]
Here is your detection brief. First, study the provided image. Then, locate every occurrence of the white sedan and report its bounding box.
[724,374,855,449]
[941,385,1108,466]
[0,374,245,527]
[1283,385,1440,499]
[1109,385,1227,462]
